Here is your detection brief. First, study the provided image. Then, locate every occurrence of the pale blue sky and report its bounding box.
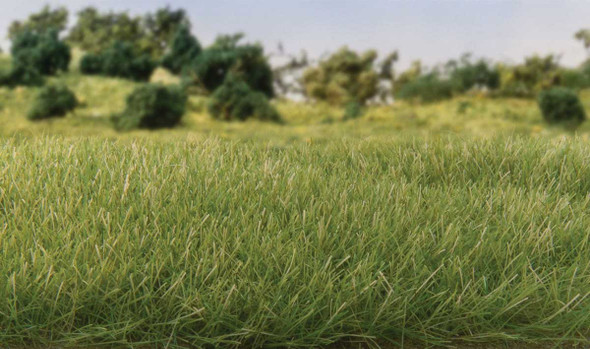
[1,0,590,69]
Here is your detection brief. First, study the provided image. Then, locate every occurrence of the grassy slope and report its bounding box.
[1,137,589,348]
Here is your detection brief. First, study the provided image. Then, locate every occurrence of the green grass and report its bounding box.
[1,136,589,348]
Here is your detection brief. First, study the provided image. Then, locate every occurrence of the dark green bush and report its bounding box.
[111,84,187,130]
[396,73,454,103]
[11,29,70,75]
[450,59,500,92]
[208,74,280,122]
[79,54,103,74]
[343,101,364,120]
[80,41,156,81]
[558,69,590,90]
[161,25,201,74]
[538,87,586,124]
[0,61,45,87]
[27,84,78,120]
[189,36,274,97]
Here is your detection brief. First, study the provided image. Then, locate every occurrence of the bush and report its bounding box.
[208,74,280,122]
[0,62,45,87]
[161,25,201,74]
[80,41,156,81]
[111,84,187,130]
[11,29,70,76]
[79,54,103,74]
[189,35,274,97]
[343,101,364,120]
[396,73,454,103]
[450,59,500,92]
[27,84,78,120]
[538,87,586,124]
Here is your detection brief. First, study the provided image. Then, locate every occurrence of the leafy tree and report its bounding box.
[189,34,274,97]
[67,7,144,53]
[143,7,191,57]
[498,55,561,98]
[448,56,500,92]
[575,29,590,56]
[302,47,380,105]
[8,5,68,39]
[161,25,201,74]
[393,60,422,95]
[0,62,44,87]
[208,74,280,122]
[11,29,70,75]
[112,84,187,130]
[68,6,191,59]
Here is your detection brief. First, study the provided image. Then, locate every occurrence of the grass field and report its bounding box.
[1,53,590,347]
[1,136,590,348]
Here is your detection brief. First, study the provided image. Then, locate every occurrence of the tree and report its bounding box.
[302,47,380,105]
[143,7,191,57]
[575,29,590,55]
[67,7,144,53]
[79,41,156,82]
[161,25,201,74]
[8,5,68,39]
[11,29,70,75]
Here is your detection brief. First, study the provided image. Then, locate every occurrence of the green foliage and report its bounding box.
[0,62,45,87]
[498,55,561,98]
[67,7,144,54]
[8,5,68,39]
[538,87,586,124]
[79,41,156,81]
[79,54,102,75]
[208,74,280,121]
[68,6,190,58]
[11,29,71,76]
[558,68,590,90]
[161,25,202,74]
[396,73,454,103]
[27,84,78,120]
[143,7,191,57]
[449,57,500,92]
[111,84,187,130]
[189,35,274,97]
[302,47,379,105]
[342,101,364,120]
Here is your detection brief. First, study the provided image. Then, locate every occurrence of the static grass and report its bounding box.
[1,136,589,348]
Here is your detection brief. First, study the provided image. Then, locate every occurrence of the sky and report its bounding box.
[1,0,590,70]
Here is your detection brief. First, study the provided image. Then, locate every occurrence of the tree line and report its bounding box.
[2,5,590,127]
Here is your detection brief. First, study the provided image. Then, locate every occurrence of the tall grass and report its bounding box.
[1,136,589,348]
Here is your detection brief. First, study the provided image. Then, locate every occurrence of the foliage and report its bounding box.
[0,62,45,87]
[11,29,71,76]
[8,5,68,39]
[143,7,191,57]
[161,25,202,74]
[393,60,422,95]
[27,84,78,120]
[208,74,280,121]
[557,68,590,90]
[67,7,144,54]
[79,41,156,81]
[448,56,500,92]
[396,73,454,103]
[111,84,187,130]
[538,87,586,124]
[498,55,561,98]
[302,47,380,105]
[342,101,364,120]
[189,35,274,97]
[67,6,190,58]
